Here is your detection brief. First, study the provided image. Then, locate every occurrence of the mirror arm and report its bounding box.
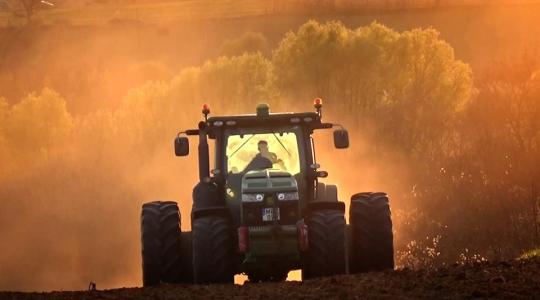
[332,123,346,130]
[186,129,200,136]
[177,129,200,137]
[311,123,333,130]
[312,123,347,130]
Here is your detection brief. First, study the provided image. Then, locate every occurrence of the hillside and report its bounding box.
[2,0,540,26]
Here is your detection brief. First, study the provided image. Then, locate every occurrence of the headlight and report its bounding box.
[242,193,265,202]
[276,192,299,201]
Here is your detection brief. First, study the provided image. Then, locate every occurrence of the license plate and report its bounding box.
[261,207,280,221]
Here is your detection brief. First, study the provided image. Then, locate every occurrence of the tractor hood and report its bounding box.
[241,169,298,194]
[239,169,301,269]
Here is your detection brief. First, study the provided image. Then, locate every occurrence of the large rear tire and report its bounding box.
[140,201,183,286]
[349,192,394,273]
[303,209,346,279]
[192,216,234,284]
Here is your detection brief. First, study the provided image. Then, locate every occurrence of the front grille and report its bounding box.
[272,181,292,187]
[247,182,268,188]
[248,226,266,232]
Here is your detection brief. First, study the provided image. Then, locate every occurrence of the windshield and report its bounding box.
[226,131,300,174]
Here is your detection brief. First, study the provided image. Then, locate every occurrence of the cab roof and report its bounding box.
[207,112,328,129]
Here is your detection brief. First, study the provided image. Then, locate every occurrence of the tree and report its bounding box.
[218,32,270,58]
[4,88,72,154]
[112,53,275,158]
[195,53,276,110]
[272,20,473,155]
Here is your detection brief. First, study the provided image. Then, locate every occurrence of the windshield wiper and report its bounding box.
[229,134,255,158]
[272,132,291,156]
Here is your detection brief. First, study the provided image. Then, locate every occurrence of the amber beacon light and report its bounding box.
[314,98,323,117]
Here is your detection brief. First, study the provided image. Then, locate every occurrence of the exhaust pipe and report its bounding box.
[198,121,210,182]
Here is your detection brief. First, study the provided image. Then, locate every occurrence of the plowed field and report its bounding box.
[2,258,539,300]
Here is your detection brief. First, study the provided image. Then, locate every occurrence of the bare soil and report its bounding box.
[2,258,539,300]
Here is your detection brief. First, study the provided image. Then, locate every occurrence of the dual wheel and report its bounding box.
[303,192,394,279]
[140,192,394,286]
[140,201,192,286]
[140,201,234,285]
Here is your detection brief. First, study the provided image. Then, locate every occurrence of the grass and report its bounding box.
[520,248,540,259]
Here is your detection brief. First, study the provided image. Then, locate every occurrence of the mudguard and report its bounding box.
[192,181,229,220]
[192,181,222,210]
[307,201,345,212]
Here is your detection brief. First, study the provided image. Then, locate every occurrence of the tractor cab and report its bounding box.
[175,101,349,223]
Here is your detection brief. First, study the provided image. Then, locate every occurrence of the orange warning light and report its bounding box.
[313,98,322,109]
[202,104,210,115]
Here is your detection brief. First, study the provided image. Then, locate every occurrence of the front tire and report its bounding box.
[349,192,394,273]
[192,216,234,284]
[303,209,346,279]
[140,201,183,286]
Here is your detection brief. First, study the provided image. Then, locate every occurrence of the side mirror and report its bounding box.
[333,129,349,149]
[174,136,189,156]
[317,170,328,178]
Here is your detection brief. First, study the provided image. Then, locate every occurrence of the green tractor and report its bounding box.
[140,100,394,285]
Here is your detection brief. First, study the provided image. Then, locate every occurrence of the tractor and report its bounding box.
[140,100,394,285]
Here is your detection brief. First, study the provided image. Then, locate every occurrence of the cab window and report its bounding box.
[226,132,300,175]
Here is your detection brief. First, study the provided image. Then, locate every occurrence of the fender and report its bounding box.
[192,206,230,220]
[192,181,223,209]
[307,201,345,213]
[192,181,230,220]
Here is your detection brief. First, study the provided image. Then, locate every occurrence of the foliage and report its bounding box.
[272,21,473,154]
[219,32,270,58]
[520,248,540,259]
[192,53,275,110]
[456,249,487,265]
[87,53,275,161]
[396,235,442,269]
[2,88,72,158]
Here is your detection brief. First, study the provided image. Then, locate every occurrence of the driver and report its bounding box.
[258,140,283,164]
[243,140,283,172]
